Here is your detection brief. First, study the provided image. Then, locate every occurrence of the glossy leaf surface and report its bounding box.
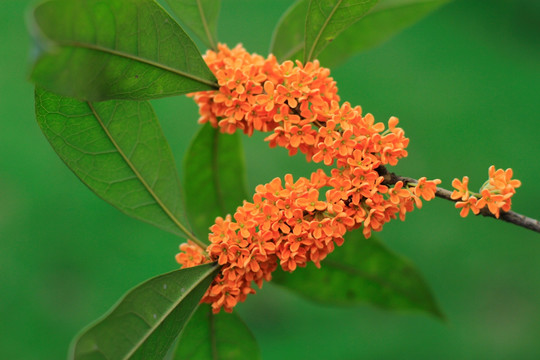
[272,0,447,67]
[172,304,260,360]
[272,232,444,318]
[70,263,220,360]
[304,0,379,62]
[183,123,248,242]
[35,87,196,241]
[30,0,217,101]
[318,0,450,67]
[164,0,221,50]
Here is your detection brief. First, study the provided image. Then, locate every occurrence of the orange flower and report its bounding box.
[273,104,300,124]
[296,189,327,212]
[275,83,301,108]
[388,181,411,205]
[176,241,208,268]
[181,44,517,314]
[413,177,441,201]
[312,143,335,165]
[451,176,469,200]
[488,166,521,194]
[455,196,481,217]
[477,189,505,218]
[453,166,520,218]
[289,124,316,148]
[256,81,277,112]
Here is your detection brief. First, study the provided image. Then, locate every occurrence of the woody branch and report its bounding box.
[378,166,540,233]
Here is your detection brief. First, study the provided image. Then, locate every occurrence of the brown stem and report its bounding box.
[379,166,540,234]
[271,101,539,234]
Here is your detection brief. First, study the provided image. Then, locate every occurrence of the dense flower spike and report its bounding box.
[453,166,520,218]
[179,44,442,313]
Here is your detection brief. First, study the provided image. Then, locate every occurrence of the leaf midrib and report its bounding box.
[197,0,217,50]
[282,0,441,62]
[123,265,218,359]
[88,102,199,244]
[59,40,218,88]
[305,0,343,62]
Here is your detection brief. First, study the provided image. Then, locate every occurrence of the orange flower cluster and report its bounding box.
[453,166,521,218]
[178,44,442,313]
[190,44,339,139]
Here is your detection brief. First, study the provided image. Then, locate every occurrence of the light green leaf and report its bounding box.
[30,0,217,101]
[164,0,221,50]
[318,0,451,67]
[172,304,260,360]
[35,87,199,243]
[70,263,220,360]
[272,232,444,318]
[183,123,248,242]
[270,0,310,63]
[304,0,379,62]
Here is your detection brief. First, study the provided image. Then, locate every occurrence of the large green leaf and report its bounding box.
[318,0,451,67]
[304,0,379,62]
[271,0,448,66]
[183,123,248,242]
[35,87,198,243]
[171,304,260,360]
[272,232,444,318]
[30,0,217,101]
[164,0,221,50]
[70,263,220,360]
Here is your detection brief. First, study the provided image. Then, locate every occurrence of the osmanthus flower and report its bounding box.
[451,176,470,201]
[452,166,520,218]
[455,196,481,217]
[477,189,506,218]
[413,177,441,202]
[256,81,277,112]
[178,44,446,313]
[388,181,411,205]
[175,241,207,268]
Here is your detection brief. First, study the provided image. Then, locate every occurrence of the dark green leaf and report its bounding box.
[304,0,379,62]
[30,0,217,101]
[172,304,260,360]
[270,0,309,63]
[272,232,444,318]
[164,0,221,50]
[183,123,248,242]
[318,0,451,67]
[70,263,220,360]
[35,87,198,242]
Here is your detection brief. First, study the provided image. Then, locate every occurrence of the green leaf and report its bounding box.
[318,0,451,67]
[35,87,198,242]
[29,0,217,101]
[183,123,248,242]
[304,0,379,62]
[164,0,221,50]
[171,304,260,360]
[271,232,444,318]
[272,0,448,66]
[70,263,220,360]
[270,0,310,63]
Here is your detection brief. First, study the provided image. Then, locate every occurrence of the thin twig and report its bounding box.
[275,104,539,234]
[378,166,540,234]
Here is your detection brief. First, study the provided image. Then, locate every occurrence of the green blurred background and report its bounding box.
[1,0,539,358]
